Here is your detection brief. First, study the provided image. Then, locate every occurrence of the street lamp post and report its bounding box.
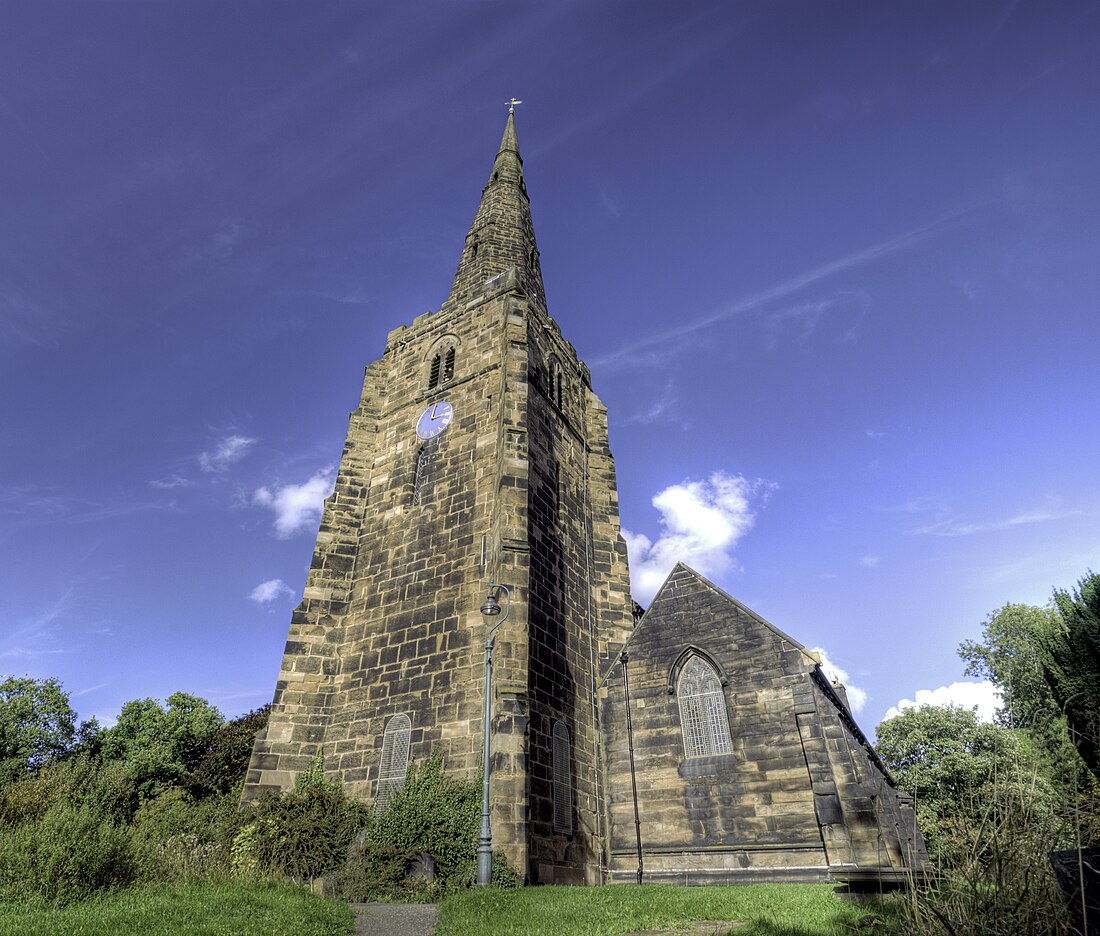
[476,582,510,887]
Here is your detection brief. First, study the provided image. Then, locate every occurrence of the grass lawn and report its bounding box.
[439,884,899,936]
[0,881,354,936]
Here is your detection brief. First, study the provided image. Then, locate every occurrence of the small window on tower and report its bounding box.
[443,346,455,383]
[548,355,563,408]
[428,353,442,390]
[552,720,573,835]
[376,713,412,814]
[413,444,431,506]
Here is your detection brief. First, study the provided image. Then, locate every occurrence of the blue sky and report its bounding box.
[2,1,1098,734]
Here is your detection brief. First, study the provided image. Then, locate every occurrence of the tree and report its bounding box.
[1043,571,1100,778]
[875,704,1059,867]
[184,704,270,797]
[0,676,96,784]
[876,704,1008,803]
[959,603,1059,729]
[99,692,224,799]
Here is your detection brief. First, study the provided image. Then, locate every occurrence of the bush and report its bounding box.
[233,756,370,883]
[0,801,142,904]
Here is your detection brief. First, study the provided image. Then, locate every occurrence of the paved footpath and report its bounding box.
[350,902,440,936]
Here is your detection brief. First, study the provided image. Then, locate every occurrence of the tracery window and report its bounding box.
[376,713,412,813]
[676,655,733,759]
[552,720,573,835]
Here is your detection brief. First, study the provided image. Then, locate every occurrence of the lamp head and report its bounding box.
[481,592,502,617]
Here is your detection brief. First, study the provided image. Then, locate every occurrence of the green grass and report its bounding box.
[0,881,354,936]
[438,884,899,936]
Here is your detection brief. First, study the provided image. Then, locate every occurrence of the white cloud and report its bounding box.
[809,647,868,713]
[249,578,295,606]
[882,680,1002,723]
[200,435,256,473]
[623,471,776,605]
[860,554,880,567]
[253,467,336,538]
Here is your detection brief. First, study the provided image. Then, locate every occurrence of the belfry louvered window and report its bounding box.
[552,720,573,835]
[677,655,733,759]
[427,345,456,390]
[375,713,412,814]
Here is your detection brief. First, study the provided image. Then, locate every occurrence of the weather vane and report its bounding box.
[506,97,523,114]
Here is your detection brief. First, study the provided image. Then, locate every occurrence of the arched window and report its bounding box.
[428,353,441,389]
[376,713,412,813]
[552,720,573,835]
[677,655,733,759]
[443,346,455,383]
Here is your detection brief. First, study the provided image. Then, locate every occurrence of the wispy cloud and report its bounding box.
[810,647,868,713]
[200,435,257,473]
[592,206,972,369]
[624,471,777,605]
[149,474,192,490]
[253,466,336,538]
[882,680,1002,724]
[249,578,295,607]
[1,588,75,661]
[0,283,66,350]
[860,554,881,568]
[305,286,372,306]
[618,382,689,428]
[911,506,1080,537]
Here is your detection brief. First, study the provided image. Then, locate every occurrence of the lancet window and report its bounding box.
[547,355,563,408]
[676,655,733,759]
[413,443,431,506]
[552,720,573,835]
[376,713,413,813]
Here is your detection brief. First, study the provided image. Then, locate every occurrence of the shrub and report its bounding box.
[0,801,141,904]
[233,756,370,883]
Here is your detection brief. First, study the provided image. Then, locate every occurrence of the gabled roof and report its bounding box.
[628,562,820,668]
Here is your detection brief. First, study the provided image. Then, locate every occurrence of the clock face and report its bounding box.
[416,400,454,440]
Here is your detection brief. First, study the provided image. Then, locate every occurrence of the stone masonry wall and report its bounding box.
[599,564,925,884]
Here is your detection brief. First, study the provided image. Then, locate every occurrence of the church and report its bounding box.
[242,107,927,887]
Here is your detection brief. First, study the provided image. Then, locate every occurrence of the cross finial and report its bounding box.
[506,97,523,114]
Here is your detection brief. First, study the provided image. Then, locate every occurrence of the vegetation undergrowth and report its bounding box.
[438,884,901,936]
[875,574,1100,935]
[0,880,353,936]
[331,752,519,901]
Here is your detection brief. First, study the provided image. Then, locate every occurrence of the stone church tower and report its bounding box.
[243,108,929,887]
[242,107,635,884]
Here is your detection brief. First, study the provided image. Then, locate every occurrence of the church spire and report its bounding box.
[448,102,545,306]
